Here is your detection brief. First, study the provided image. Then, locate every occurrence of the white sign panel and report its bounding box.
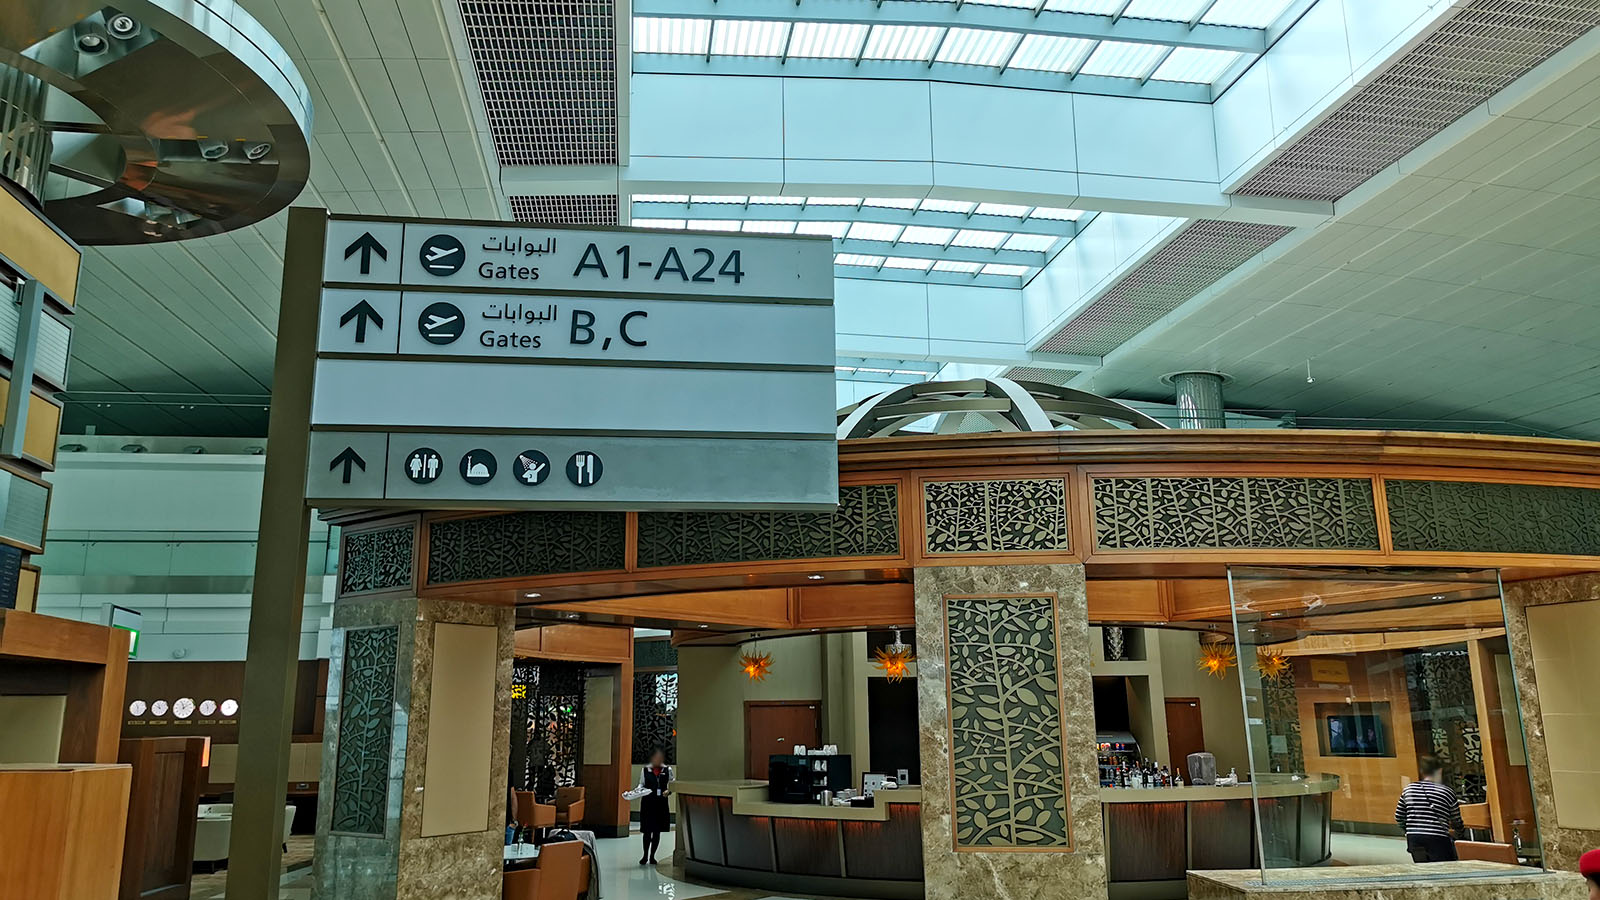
[305,214,838,510]
[322,219,834,301]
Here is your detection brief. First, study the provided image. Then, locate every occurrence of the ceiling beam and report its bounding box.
[631,201,1080,237]
[633,0,1266,53]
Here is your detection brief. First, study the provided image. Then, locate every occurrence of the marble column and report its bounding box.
[1502,574,1600,872]
[313,595,514,900]
[914,564,1106,900]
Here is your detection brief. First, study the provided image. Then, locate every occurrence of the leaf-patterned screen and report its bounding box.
[945,595,1071,849]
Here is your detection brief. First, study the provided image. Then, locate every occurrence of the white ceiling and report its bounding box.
[1086,43,1600,438]
[64,0,500,434]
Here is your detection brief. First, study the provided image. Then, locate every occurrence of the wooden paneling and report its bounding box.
[842,803,923,880]
[794,583,913,629]
[1293,653,1418,827]
[1086,579,1169,622]
[123,660,326,745]
[1105,801,1187,882]
[117,737,204,900]
[682,795,725,865]
[0,610,129,764]
[773,816,843,877]
[513,623,633,662]
[1190,799,1254,870]
[721,810,776,871]
[0,764,131,900]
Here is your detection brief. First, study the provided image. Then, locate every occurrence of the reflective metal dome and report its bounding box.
[837,377,1166,439]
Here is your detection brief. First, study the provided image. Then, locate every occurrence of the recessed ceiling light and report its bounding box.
[566,614,579,619]
[697,624,709,629]
[807,574,824,581]
[525,592,541,599]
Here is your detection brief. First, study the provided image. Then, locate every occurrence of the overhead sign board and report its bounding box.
[301,213,838,510]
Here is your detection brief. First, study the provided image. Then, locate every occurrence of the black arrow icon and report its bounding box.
[330,446,366,484]
[339,300,384,343]
[343,232,387,275]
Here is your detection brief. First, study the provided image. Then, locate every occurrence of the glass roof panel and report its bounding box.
[932,260,984,273]
[634,17,710,55]
[1003,233,1057,251]
[883,257,934,271]
[951,229,1007,248]
[689,194,746,203]
[742,220,797,233]
[976,202,1030,217]
[863,197,919,209]
[1042,0,1128,14]
[836,254,885,267]
[982,263,1031,276]
[862,25,944,61]
[935,28,1019,67]
[964,0,1039,7]
[1079,40,1171,78]
[797,222,850,238]
[919,198,976,214]
[808,196,864,206]
[632,193,688,203]
[899,225,957,245]
[631,218,684,229]
[749,195,804,205]
[847,222,904,242]
[1008,34,1095,73]
[686,220,742,231]
[1152,47,1241,83]
[787,22,870,58]
[1121,0,1213,21]
[1200,0,1297,27]
[710,20,790,57]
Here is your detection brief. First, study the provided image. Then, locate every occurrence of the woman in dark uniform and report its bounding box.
[628,748,672,864]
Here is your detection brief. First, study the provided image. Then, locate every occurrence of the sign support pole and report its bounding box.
[1,277,44,460]
[227,207,325,900]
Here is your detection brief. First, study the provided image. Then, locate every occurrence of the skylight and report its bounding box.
[710,19,788,57]
[788,22,868,58]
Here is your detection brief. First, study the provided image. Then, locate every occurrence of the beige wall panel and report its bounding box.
[0,188,78,303]
[0,694,65,762]
[420,622,497,837]
[1526,601,1600,831]
[584,675,614,766]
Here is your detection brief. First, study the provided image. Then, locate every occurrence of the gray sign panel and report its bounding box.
[310,359,835,436]
[305,431,838,510]
[316,291,834,367]
[322,218,834,301]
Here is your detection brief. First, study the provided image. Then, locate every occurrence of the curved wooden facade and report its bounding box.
[328,430,1600,635]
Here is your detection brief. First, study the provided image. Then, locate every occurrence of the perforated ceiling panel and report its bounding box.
[509,194,619,225]
[459,0,619,166]
[1239,0,1600,201]
[1036,220,1292,358]
[1004,367,1084,386]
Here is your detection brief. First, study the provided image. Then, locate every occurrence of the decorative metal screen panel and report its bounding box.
[1260,665,1306,777]
[632,672,678,765]
[427,511,627,583]
[924,478,1069,555]
[1240,0,1600,202]
[1405,647,1487,804]
[1386,479,1600,556]
[1093,476,1380,551]
[509,194,618,225]
[330,625,399,835]
[1035,220,1292,358]
[634,639,678,671]
[340,525,414,595]
[510,661,586,800]
[458,0,618,166]
[945,595,1070,849]
[636,483,900,568]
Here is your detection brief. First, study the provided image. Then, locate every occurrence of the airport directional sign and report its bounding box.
[297,212,838,510]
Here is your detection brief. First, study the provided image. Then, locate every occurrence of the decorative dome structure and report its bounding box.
[836,377,1166,440]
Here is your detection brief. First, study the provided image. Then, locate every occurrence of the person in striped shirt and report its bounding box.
[1395,756,1465,862]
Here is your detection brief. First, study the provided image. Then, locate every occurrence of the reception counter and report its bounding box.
[673,780,924,900]
[1103,775,1341,900]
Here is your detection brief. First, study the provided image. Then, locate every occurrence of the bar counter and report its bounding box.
[672,779,924,900]
[1103,775,1341,900]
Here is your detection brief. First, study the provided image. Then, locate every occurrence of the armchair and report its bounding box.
[513,791,556,832]
[502,840,583,900]
[553,786,585,827]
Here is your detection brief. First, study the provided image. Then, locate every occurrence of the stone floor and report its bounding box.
[190,834,315,900]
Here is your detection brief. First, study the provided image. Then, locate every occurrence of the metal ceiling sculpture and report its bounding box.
[837,377,1166,439]
[0,2,312,244]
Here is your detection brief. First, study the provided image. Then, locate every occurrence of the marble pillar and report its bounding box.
[914,564,1106,900]
[1502,574,1600,872]
[314,595,514,900]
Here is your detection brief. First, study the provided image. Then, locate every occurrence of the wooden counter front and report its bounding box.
[673,780,923,899]
[0,763,132,900]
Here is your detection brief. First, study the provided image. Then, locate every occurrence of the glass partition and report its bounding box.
[1225,566,1543,884]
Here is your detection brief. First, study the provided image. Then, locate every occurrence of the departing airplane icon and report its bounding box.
[425,246,460,263]
[424,313,458,331]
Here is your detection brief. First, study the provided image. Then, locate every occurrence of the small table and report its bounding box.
[504,843,540,868]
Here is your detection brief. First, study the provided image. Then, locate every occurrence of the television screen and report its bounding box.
[1316,702,1392,757]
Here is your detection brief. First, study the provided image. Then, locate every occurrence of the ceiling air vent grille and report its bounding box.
[1003,367,1084,387]
[1037,221,1291,358]
[458,0,618,166]
[509,194,619,225]
[1239,0,1600,201]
